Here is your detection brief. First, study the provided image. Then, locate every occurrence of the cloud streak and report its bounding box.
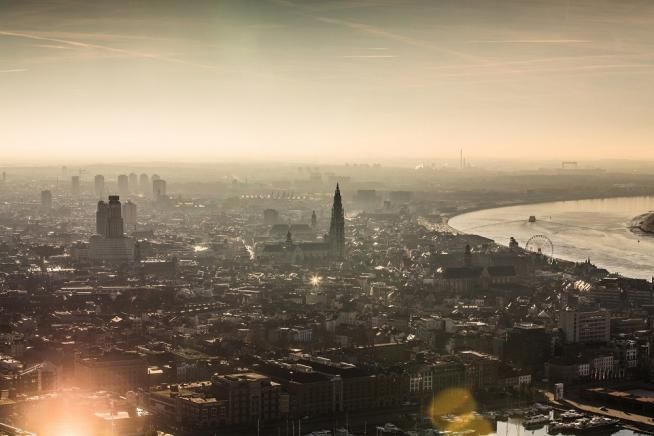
[0,30,218,70]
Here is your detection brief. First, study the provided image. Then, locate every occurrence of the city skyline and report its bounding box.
[3,0,654,162]
[3,2,654,435]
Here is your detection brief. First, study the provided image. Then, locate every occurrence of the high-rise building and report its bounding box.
[328,184,345,260]
[40,190,52,210]
[71,176,80,197]
[559,308,610,344]
[153,179,166,201]
[128,173,138,193]
[91,195,135,263]
[122,200,137,232]
[139,173,149,193]
[107,195,124,238]
[95,196,125,238]
[94,174,105,199]
[117,174,129,197]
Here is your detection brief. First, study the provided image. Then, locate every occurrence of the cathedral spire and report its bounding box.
[328,183,345,260]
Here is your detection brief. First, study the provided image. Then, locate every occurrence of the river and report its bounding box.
[448,196,654,280]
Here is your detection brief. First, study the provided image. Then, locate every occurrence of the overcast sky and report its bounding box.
[2,0,654,163]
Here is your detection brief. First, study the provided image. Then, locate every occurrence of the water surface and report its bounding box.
[449,196,654,280]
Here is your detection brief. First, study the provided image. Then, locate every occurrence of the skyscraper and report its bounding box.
[117,175,129,197]
[41,190,52,211]
[122,200,137,232]
[92,195,135,263]
[71,176,80,197]
[96,196,124,238]
[328,184,345,260]
[94,175,105,199]
[107,195,124,238]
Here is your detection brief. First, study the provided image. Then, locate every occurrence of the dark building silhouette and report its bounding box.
[91,195,135,262]
[96,195,124,238]
[107,195,124,238]
[328,184,345,260]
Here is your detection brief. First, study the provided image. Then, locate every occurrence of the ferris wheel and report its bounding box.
[525,234,554,258]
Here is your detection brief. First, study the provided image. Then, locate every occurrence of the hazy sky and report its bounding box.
[2,0,654,163]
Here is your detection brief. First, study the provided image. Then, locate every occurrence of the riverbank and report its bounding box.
[631,211,654,234]
[447,192,654,223]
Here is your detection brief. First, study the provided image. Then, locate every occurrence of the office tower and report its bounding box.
[71,176,80,197]
[328,184,345,260]
[41,190,52,210]
[107,195,124,238]
[153,179,166,201]
[128,173,138,192]
[122,200,137,232]
[139,173,149,193]
[96,200,109,237]
[94,175,105,199]
[117,174,129,197]
[91,195,134,263]
[96,195,124,238]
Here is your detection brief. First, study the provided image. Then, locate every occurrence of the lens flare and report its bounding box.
[429,388,492,435]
